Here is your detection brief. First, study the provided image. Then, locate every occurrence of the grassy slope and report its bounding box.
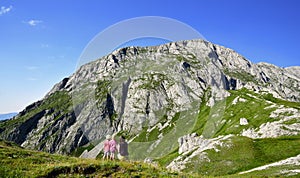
[6,136,298,178]
[194,88,300,138]
[185,135,300,176]
[0,140,189,178]
[158,88,300,176]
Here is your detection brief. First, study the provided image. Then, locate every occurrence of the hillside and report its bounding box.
[0,139,184,177]
[1,138,299,177]
[0,39,299,177]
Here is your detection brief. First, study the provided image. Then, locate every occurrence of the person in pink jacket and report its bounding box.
[109,135,117,160]
[102,135,111,160]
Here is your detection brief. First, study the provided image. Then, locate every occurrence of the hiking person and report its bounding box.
[118,135,129,160]
[102,135,111,160]
[109,135,117,160]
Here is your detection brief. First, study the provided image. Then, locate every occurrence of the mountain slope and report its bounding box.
[1,138,298,177]
[0,139,182,177]
[0,39,299,176]
[165,88,300,175]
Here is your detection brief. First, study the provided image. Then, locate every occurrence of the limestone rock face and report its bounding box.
[167,134,233,172]
[285,66,300,79]
[0,39,299,157]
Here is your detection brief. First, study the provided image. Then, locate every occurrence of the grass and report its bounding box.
[129,108,198,161]
[173,87,300,176]
[252,135,300,164]
[175,54,200,67]
[223,68,259,85]
[215,90,276,135]
[191,87,300,138]
[95,80,111,103]
[70,143,95,157]
[283,118,300,125]
[238,164,300,177]
[192,88,211,134]
[184,135,300,176]
[138,48,148,54]
[134,127,160,142]
[262,93,300,109]
[0,139,186,177]
[156,148,180,167]
[137,73,168,90]
[3,136,297,177]
[133,112,181,143]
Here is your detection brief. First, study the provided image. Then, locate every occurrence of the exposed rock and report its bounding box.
[80,141,104,159]
[9,110,46,145]
[239,118,248,125]
[285,66,300,79]
[241,106,300,139]
[167,134,233,172]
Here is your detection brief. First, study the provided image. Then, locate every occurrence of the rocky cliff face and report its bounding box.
[0,39,299,176]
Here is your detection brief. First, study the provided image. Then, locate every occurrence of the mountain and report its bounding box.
[0,112,18,120]
[0,39,299,177]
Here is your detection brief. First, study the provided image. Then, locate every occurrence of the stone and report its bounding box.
[239,118,248,125]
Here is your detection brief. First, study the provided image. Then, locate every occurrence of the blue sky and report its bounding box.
[0,0,300,113]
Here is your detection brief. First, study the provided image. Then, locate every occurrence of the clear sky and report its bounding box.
[0,0,300,114]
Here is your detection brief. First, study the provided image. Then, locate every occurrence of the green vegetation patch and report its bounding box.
[192,88,212,136]
[239,164,300,177]
[133,112,181,143]
[129,109,198,161]
[95,80,111,104]
[223,68,259,84]
[137,73,169,90]
[176,54,200,66]
[216,89,277,135]
[134,127,160,142]
[192,88,299,138]
[156,148,179,167]
[184,135,300,176]
[70,143,95,157]
[0,139,184,177]
[138,48,148,54]
[283,118,300,125]
[262,93,300,109]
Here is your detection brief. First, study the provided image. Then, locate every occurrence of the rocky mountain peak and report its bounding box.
[1,39,300,176]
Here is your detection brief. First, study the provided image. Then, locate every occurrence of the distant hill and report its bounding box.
[0,112,17,120]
